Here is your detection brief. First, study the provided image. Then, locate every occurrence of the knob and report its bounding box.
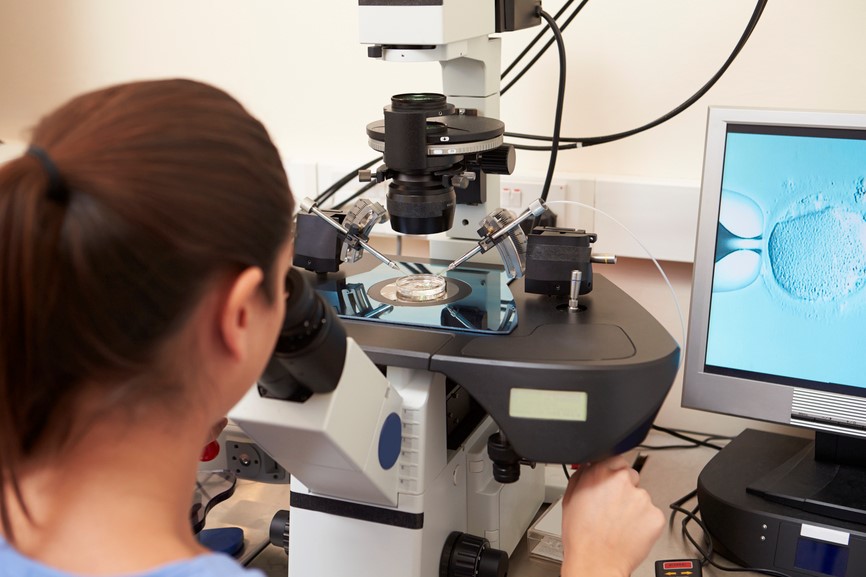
[487,432,522,484]
[269,509,290,555]
[478,145,516,176]
[440,531,509,577]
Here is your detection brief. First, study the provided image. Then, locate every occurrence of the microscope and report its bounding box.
[230,3,680,576]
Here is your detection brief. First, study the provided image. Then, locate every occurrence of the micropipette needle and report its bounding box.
[441,244,483,275]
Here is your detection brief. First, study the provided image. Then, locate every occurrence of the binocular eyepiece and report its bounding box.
[258,268,347,402]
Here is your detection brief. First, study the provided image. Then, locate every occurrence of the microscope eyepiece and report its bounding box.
[258,268,347,401]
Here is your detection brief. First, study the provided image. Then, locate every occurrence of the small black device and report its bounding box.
[293,210,346,274]
[495,0,542,33]
[524,226,596,296]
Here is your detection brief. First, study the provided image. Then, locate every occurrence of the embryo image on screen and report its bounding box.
[705,126,866,390]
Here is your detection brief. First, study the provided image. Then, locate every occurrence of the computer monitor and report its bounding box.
[683,107,866,568]
[684,106,866,443]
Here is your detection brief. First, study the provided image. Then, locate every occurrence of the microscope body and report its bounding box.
[229,3,679,576]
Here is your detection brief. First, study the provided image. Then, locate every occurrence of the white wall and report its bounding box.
[2,0,851,438]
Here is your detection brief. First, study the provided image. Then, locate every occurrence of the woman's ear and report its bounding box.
[218,267,265,360]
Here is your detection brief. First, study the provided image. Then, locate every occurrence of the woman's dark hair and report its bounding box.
[0,79,294,539]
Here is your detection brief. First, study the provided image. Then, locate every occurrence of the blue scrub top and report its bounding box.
[0,538,265,577]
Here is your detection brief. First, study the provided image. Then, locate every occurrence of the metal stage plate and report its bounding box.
[315,261,518,335]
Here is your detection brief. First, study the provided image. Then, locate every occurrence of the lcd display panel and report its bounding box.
[704,124,866,394]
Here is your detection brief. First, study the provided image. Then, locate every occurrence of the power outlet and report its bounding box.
[500,179,567,212]
[500,178,568,232]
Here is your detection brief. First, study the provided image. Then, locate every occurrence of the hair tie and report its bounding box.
[27,145,69,204]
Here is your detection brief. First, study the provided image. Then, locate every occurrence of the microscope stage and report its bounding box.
[309,256,680,464]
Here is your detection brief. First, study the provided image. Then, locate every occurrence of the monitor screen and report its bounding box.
[683,107,866,438]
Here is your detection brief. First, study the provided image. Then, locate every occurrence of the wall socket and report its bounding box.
[500,179,567,212]
[500,178,569,232]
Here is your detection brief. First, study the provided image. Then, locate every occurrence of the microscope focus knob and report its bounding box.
[439,531,509,577]
[268,509,290,555]
[477,144,516,176]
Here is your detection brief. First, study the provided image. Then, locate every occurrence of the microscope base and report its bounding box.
[287,414,544,577]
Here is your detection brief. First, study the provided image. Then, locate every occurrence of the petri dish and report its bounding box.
[395,274,447,302]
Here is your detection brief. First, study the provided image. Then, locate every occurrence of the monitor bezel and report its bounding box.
[682,106,866,437]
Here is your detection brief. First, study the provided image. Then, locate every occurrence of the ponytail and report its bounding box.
[0,150,70,539]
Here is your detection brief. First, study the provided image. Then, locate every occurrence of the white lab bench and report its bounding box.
[205,429,765,577]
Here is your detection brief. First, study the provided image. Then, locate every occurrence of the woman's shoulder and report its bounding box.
[160,554,267,577]
[0,539,264,577]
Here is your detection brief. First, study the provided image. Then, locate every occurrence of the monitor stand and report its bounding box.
[747,431,866,525]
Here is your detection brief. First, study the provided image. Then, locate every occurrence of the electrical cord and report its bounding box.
[640,426,733,451]
[333,181,380,210]
[314,156,382,206]
[505,0,769,148]
[651,425,726,451]
[511,141,580,152]
[501,0,591,97]
[501,0,575,80]
[535,8,567,203]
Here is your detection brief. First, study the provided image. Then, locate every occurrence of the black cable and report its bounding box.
[670,500,714,564]
[562,463,572,481]
[332,181,380,210]
[651,425,726,451]
[705,435,736,444]
[501,0,591,97]
[536,8,566,203]
[660,427,734,441]
[501,0,576,79]
[640,425,731,451]
[314,156,382,205]
[638,442,708,451]
[505,0,769,148]
[510,141,580,152]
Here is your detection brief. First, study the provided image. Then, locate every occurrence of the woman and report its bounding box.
[0,79,662,577]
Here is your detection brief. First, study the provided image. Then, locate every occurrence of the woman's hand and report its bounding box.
[560,455,665,577]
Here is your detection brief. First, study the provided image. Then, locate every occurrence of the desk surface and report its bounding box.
[209,430,762,577]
